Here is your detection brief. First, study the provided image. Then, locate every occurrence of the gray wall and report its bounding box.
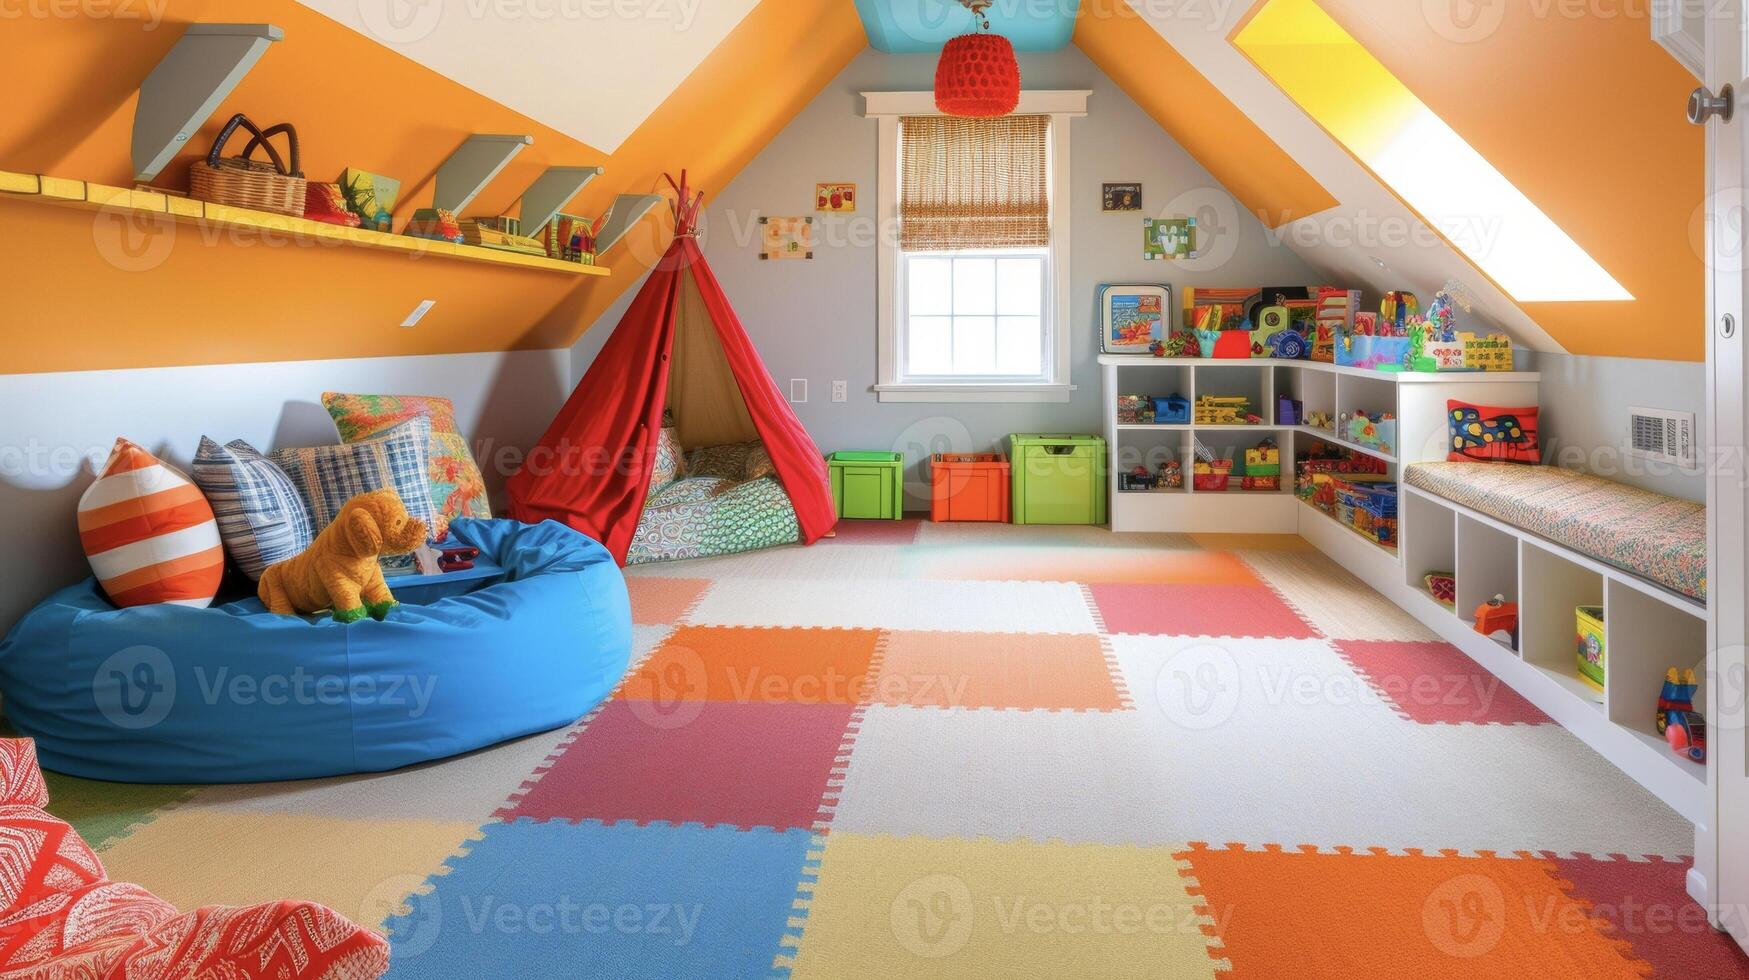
[0,350,571,632]
[1517,350,1706,502]
[572,46,1321,502]
[571,47,1708,508]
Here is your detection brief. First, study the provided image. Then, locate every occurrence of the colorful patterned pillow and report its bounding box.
[687,442,756,479]
[0,739,48,808]
[270,417,441,544]
[1446,400,1541,464]
[0,737,392,979]
[649,425,687,499]
[744,444,775,482]
[322,392,491,523]
[78,439,224,609]
[191,437,314,580]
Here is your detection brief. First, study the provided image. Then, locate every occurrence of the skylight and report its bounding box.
[1234,0,1632,303]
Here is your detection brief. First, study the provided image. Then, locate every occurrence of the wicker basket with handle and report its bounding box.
[188,114,307,217]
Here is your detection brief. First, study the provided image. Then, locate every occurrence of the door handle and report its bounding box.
[1690,84,1735,125]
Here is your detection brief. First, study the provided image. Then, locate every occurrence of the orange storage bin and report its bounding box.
[930,453,1011,522]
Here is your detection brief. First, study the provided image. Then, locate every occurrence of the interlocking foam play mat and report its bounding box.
[55,522,1749,978]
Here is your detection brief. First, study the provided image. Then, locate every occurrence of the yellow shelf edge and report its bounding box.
[0,169,611,278]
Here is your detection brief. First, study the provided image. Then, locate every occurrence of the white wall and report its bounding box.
[0,349,570,631]
[572,47,1322,499]
[1517,350,1706,502]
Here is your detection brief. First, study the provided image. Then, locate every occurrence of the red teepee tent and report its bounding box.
[507,172,836,563]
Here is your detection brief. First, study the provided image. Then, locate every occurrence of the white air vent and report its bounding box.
[1627,406,1696,468]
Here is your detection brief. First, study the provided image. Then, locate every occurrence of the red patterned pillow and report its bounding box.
[0,738,390,980]
[1446,400,1540,464]
[0,739,48,808]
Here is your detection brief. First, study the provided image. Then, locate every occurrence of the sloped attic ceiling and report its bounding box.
[1081,0,1703,361]
[291,0,762,154]
[1,0,1697,371]
[0,0,864,374]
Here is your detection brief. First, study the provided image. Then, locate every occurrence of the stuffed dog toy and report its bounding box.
[260,488,428,622]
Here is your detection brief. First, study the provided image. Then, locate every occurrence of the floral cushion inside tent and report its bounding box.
[0,738,389,979]
[628,432,800,564]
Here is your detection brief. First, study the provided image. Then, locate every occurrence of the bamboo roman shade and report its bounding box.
[899,114,1049,252]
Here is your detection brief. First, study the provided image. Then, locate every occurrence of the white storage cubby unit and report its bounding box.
[1100,356,1539,544]
[1383,488,1710,826]
[1104,354,1710,884]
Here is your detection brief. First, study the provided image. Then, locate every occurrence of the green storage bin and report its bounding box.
[1009,434,1107,526]
[828,451,905,520]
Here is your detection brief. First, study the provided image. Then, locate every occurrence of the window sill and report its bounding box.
[873,383,1076,404]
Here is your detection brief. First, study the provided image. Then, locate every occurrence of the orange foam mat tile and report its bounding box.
[1178,843,1650,979]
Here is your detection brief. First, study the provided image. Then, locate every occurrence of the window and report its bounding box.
[1233,0,1630,303]
[904,250,1047,379]
[898,113,1050,384]
[864,90,1087,403]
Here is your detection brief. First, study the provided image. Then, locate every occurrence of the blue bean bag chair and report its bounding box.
[0,519,631,783]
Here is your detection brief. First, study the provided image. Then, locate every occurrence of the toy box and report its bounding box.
[1193,459,1234,492]
[1244,442,1281,475]
[1159,459,1183,489]
[1116,395,1154,425]
[829,451,905,520]
[1474,595,1519,642]
[1462,333,1514,371]
[1576,605,1606,691]
[1344,481,1398,546]
[1337,334,1414,372]
[1344,412,1397,456]
[1152,395,1191,425]
[1119,469,1158,492]
[1278,396,1303,426]
[1010,434,1107,525]
[930,453,1010,522]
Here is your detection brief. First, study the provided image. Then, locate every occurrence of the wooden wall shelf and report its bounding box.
[0,170,612,278]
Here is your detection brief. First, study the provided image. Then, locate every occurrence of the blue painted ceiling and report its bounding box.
[854,0,1081,53]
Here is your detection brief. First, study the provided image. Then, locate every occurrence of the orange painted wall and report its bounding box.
[1073,0,1337,228]
[0,0,866,374]
[1310,0,1705,361]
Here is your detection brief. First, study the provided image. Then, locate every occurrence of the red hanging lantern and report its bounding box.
[934,1,1020,118]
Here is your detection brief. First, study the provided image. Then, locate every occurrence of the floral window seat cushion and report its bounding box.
[1403,461,1707,601]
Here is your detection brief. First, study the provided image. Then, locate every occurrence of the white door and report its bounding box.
[1704,0,1749,950]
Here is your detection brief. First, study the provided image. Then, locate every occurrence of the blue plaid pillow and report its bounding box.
[269,416,440,555]
[191,437,314,580]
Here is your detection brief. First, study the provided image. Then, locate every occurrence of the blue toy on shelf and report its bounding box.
[1152,394,1191,425]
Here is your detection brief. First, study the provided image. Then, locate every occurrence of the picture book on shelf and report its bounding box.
[1105,289,1167,352]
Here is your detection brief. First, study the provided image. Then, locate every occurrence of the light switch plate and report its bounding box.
[790,379,807,403]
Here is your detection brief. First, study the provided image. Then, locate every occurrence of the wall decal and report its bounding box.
[816,183,857,212]
[1102,182,1142,211]
[1143,217,1196,260]
[760,216,814,260]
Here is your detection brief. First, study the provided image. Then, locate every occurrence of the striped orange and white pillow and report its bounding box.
[79,439,224,609]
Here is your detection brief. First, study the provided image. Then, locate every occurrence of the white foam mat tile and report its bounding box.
[830,704,1692,859]
[683,578,1100,634]
[1109,634,1386,730]
[631,624,674,660]
[1238,548,1439,641]
[913,520,1197,551]
[623,543,907,581]
[180,724,580,824]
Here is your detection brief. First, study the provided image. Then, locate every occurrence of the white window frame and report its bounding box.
[898,247,1050,383]
[863,89,1089,403]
